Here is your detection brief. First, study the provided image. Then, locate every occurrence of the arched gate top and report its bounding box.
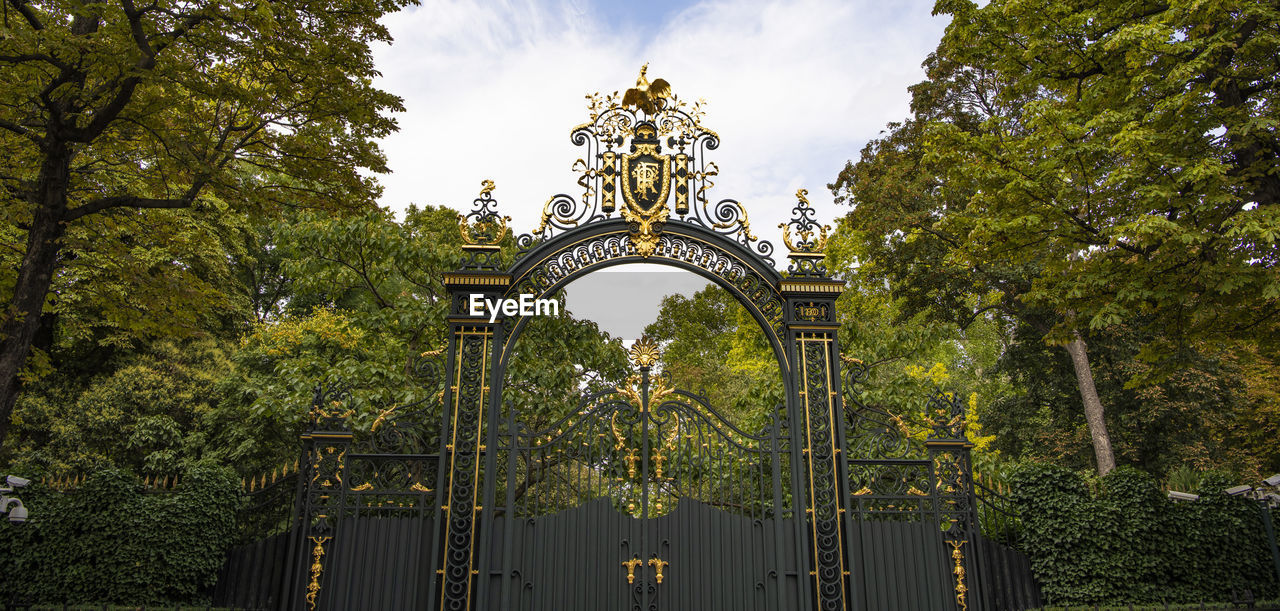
[448,66,844,373]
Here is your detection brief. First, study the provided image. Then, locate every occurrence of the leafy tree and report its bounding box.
[217,205,630,471]
[829,88,1118,471]
[824,221,1008,460]
[0,0,410,448]
[641,284,783,431]
[988,322,1275,479]
[925,0,1280,352]
[833,0,1280,474]
[4,337,232,475]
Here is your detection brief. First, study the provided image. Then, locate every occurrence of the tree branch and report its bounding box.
[6,0,44,30]
[66,175,210,221]
[65,195,192,220]
[0,118,39,144]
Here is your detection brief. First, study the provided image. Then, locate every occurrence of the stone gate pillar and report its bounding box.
[433,185,509,611]
[779,190,851,611]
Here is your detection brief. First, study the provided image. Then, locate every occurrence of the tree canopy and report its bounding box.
[0,0,413,448]
[832,0,1279,475]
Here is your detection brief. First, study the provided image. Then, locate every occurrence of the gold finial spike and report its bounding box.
[271,467,279,483]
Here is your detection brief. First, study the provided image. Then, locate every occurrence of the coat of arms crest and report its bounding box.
[619,122,671,256]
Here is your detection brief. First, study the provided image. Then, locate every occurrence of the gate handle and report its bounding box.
[622,556,643,584]
[648,557,669,584]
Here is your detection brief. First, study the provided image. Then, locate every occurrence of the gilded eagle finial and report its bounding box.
[622,63,672,116]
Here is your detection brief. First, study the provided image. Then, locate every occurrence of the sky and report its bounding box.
[367,0,951,338]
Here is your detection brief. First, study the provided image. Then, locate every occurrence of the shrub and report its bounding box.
[1009,462,1278,606]
[0,462,238,605]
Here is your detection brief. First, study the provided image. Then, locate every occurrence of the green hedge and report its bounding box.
[1,607,240,610]
[1010,463,1279,606]
[0,463,238,606]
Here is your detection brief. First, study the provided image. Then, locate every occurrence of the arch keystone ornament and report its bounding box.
[280,66,1004,611]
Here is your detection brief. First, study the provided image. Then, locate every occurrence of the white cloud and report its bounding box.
[370,0,947,256]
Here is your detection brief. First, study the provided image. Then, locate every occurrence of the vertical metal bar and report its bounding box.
[498,405,519,611]
[474,322,506,611]
[770,407,788,611]
[427,325,461,611]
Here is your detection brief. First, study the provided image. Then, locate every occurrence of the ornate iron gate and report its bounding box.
[474,341,801,610]
[237,66,1042,611]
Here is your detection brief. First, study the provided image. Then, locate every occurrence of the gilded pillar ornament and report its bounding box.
[779,188,831,278]
[457,180,510,271]
[305,536,332,611]
[948,539,970,611]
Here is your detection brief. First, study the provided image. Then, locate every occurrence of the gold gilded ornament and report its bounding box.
[621,63,672,116]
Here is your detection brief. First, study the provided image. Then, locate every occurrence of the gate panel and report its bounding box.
[478,356,803,611]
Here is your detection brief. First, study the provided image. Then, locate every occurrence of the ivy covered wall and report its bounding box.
[0,463,238,606]
[1010,463,1279,606]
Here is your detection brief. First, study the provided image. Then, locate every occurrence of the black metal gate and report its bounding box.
[214,67,1046,611]
[474,354,802,610]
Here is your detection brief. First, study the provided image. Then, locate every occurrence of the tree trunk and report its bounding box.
[0,147,71,449]
[1063,333,1115,475]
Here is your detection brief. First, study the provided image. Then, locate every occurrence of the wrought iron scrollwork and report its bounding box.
[841,357,923,461]
[439,331,492,611]
[926,389,967,441]
[308,380,353,428]
[496,371,791,522]
[458,180,510,271]
[780,189,830,278]
[797,337,848,611]
[505,231,785,357]
[513,80,773,266]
